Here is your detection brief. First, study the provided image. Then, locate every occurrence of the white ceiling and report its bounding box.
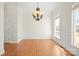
[18,2,58,14]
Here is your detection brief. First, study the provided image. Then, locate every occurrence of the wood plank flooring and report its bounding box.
[3,39,74,56]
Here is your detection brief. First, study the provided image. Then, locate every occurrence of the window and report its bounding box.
[54,16,60,39]
[72,3,79,48]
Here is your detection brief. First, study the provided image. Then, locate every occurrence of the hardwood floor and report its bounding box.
[3,39,74,56]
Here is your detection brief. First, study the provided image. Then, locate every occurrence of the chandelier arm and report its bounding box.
[32,2,43,21]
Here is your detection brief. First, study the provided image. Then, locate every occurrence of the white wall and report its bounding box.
[4,2,58,42]
[52,2,79,55]
[4,2,56,42]
[4,3,17,43]
[4,3,23,43]
[17,4,23,42]
[3,2,79,55]
[22,2,53,39]
[0,3,4,55]
[23,13,52,39]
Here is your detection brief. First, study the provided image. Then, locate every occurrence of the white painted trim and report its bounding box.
[4,41,17,43]
[72,3,79,48]
[54,15,60,39]
[4,39,22,43]
[0,49,5,56]
[23,37,52,39]
[17,39,23,43]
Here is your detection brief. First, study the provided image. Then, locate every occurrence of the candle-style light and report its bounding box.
[32,2,43,21]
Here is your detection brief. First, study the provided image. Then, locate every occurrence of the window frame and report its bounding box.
[72,2,79,48]
[54,15,60,39]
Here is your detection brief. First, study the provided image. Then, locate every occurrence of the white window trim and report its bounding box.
[72,2,79,48]
[54,15,60,39]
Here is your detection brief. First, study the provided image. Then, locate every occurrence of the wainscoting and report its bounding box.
[3,39,74,56]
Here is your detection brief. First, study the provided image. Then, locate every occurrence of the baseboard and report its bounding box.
[23,36,52,39]
[4,39,23,44]
[4,40,18,43]
[24,38,50,40]
[0,50,5,56]
[4,39,51,44]
[51,39,75,56]
[17,39,23,43]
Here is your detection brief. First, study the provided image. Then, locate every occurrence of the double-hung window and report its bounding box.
[54,16,60,39]
[72,3,79,48]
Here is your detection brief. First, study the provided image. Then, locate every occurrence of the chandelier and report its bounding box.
[32,2,43,21]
